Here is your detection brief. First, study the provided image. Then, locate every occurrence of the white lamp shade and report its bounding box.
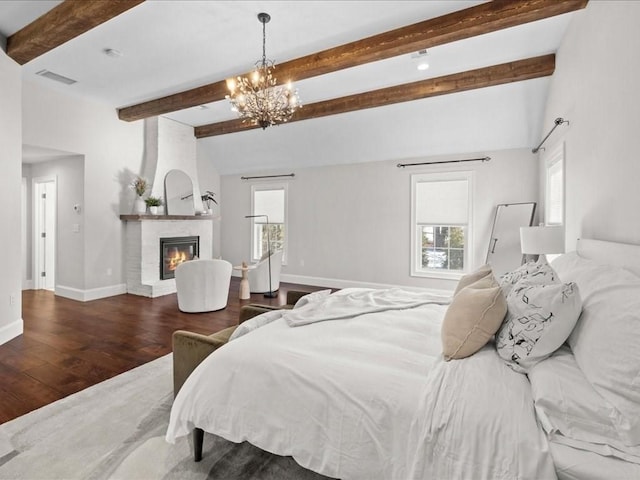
[520,226,565,254]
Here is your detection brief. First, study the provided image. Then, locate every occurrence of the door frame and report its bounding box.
[32,175,57,291]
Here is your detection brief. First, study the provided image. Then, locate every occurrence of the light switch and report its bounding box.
[72,223,80,233]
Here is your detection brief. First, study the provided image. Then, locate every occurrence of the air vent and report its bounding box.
[35,69,77,85]
[410,49,428,59]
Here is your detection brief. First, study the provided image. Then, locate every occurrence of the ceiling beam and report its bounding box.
[118,0,586,122]
[194,54,555,138]
[6,0,146,65]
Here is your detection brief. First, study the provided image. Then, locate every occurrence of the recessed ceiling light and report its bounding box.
[103,48,123,58]
[411,49,429,71]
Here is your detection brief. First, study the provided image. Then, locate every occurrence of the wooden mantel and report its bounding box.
[119,214,215,221]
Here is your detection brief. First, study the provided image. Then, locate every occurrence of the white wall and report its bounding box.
[221,148,538,291]
[0,49,23,344]
[22,80,145,296]
[540,1,640,247]
[22,81,218,300]
[197,143,222,258]
[23,157,85,291]
[151,117,204,213]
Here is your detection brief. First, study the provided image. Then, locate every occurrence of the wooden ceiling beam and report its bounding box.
[118,0,586,122]
[194,54,555,138]
[6,0,145,65]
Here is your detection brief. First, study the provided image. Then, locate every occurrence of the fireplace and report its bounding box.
[160,236,199,280]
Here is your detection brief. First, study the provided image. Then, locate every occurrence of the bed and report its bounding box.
[166,238,640,479]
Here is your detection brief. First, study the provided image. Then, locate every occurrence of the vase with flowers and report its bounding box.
[131,176,148,214]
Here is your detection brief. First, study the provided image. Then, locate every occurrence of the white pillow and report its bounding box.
[552,252,640,445]
[498,260,558,297]
[496,281,582,373]
[529,346,640,463]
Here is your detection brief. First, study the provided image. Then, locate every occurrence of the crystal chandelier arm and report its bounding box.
[225,12,300,130]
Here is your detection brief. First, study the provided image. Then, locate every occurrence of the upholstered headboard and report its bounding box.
[577,238,640,277]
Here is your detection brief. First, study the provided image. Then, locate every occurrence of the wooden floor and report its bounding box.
[0,279,324,424]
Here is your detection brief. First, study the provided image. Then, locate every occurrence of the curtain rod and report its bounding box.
[532,117,569,154]
[397,156,490,168]
[241,173,295,180]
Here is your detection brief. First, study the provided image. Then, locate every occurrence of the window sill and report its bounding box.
[411,270,465,281]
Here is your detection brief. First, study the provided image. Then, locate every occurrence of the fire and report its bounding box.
[166,248,189,272]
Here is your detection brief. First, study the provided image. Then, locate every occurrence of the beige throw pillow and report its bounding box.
[453,264,492,296]
[442,274,507,361]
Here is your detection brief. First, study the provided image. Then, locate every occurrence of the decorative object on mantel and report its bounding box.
[144,195,163,215]
[200,190,218,214]
[131,176,148,214]
[225,12,301,129]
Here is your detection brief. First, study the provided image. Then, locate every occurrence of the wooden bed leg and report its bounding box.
[193,427,204,462]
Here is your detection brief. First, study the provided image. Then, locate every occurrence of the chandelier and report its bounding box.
[225,13,301,130]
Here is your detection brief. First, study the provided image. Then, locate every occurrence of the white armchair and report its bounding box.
[248,249,283,294]
[175,259,232,312]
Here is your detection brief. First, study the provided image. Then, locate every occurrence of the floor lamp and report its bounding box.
[245,214,277,298]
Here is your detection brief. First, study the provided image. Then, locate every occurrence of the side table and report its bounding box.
[233,262,255,300]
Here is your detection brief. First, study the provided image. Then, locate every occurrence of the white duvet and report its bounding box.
[166,288,556,479]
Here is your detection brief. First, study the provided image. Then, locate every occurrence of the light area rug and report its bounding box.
[0,354,332,480]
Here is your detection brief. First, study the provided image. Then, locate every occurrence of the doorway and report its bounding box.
[33,176,57,291]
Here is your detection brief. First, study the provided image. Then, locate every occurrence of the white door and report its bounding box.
[34,178,56,291]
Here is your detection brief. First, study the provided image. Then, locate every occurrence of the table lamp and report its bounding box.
[520,225,564,263]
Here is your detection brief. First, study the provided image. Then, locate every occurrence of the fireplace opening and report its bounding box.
[160,236,199,280]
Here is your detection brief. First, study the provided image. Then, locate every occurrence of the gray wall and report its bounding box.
[0,49,22,343]
[23,156,85,291]
[540,1,640,247]
[22,80,145,295]
[220,148,538,291]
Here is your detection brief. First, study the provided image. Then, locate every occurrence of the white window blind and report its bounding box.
[254,189,285,223]
[545,148,564,225]
[411,172,473,278]
[415,179,469,225]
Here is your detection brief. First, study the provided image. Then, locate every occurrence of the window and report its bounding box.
[250,185,287,262]
[411,172,473,278]
[545,143,564,225]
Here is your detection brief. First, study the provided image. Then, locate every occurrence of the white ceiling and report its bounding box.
[1,1,579,174]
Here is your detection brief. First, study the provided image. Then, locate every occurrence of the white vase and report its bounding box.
[134,196,146,214]
[149,206,159,215]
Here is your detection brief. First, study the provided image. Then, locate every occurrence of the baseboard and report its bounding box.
[280,274,406,291]
[22,279,34,290]
[56,283,128,302]
[0,318,23,345]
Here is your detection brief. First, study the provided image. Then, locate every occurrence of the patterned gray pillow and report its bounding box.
[499,261,558,297]
[496,281,582,373]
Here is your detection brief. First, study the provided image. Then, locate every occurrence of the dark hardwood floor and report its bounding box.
[0,279,324,424]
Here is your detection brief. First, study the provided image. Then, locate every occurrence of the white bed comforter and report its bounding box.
[166,288,556,480]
